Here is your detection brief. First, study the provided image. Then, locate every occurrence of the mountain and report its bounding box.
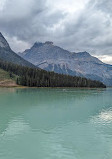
[0,32,35,67]
[19,41,112,86]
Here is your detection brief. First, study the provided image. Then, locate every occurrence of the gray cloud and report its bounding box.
[0,0,112,64]
[58,0,112,55]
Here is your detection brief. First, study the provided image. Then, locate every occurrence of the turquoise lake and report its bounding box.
[0,88,112,159]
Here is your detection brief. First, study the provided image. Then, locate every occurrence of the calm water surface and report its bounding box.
[0,88,112,159]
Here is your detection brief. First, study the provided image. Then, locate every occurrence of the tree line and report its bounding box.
[0,59,106,88]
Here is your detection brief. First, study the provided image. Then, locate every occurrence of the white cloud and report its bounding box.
[47,0,89,13]
[5,36,31,53]
[95,55,112,65]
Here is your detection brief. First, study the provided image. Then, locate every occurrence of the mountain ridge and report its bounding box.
[19,41,112,86]
[0,33,35,68]
[0,32,10,49]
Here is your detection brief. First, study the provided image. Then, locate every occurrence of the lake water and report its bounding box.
[0,88,112,159]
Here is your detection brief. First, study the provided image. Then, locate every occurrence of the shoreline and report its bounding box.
[0,85,108,89]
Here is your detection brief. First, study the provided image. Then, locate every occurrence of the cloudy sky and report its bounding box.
[0,0,112,64]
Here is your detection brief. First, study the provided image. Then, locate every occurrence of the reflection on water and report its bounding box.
[100,110,112,122]
[92,108,112,124]
[0,88,112,159]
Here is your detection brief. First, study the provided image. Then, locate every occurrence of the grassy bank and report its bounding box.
[0,68,18,87]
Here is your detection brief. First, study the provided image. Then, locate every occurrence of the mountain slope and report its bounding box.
[19,42,112,86]
[0,33,35,67]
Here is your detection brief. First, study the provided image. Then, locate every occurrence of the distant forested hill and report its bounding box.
[0,59,106,88]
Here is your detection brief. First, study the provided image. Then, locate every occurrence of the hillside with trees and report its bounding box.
[0,59,106,88]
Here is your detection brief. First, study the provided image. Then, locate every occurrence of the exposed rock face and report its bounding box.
[19,42,112,86]
[45,41,53,45]
[0,32,35,68]
[0,32,10,49]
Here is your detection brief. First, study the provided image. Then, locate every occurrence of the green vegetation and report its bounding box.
[0,68,17,86]
[0,68,11,80]
[0,59,106,88]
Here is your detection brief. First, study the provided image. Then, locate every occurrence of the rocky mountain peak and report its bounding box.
[32,42,43,48]
[32,41,54,49]
[0,32,10,49]
[77,51,90,56]
[45,41,53,45]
